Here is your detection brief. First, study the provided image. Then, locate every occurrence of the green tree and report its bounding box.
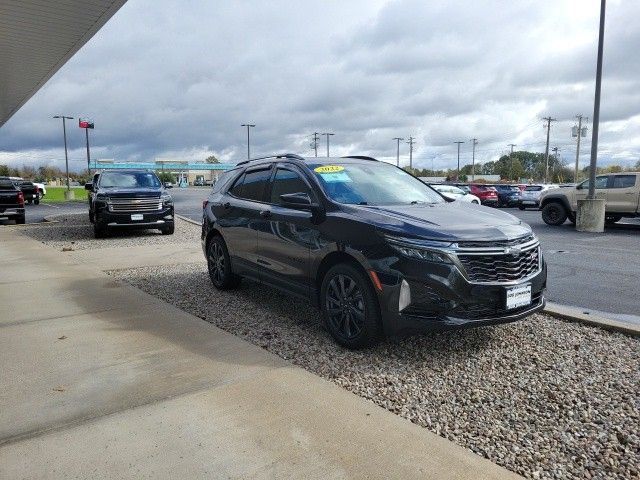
[205,155,219,164]
[156,171,175,183]
[0,164,9,176]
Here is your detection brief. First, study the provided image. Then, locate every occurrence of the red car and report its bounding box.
[469,184,498,206]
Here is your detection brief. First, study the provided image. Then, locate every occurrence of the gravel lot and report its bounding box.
[110,262,640,480]
[18,213,198,250]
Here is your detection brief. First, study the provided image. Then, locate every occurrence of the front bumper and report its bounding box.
[95,205,174,228]
[519,199,539,208]
[374,257,547,336]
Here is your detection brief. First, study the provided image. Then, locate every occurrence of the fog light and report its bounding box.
[399,279,411,312]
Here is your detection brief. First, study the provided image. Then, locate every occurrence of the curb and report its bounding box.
[544,302,640,337]
[175,214,201,226]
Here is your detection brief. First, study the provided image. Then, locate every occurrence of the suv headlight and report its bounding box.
[384,234,454,264]
[161,193,173,205]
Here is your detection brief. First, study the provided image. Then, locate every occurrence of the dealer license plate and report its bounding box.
[131,214,143,221]
[506,284,531,310]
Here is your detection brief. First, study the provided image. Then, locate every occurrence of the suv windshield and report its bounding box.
[309,162,443,205]
[99,172,161,188]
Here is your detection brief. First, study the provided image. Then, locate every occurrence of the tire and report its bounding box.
[16,215,25,225]
[320,263,382,349]
[34,198,40,205]
[93,215,107,238]
[518,205,525,211]
[605,215,622,226]
[541,202,568,226]
[207,235,241,290]
[161,223,175,235]
[472,200,480,205]
[89,210,94,223]
[27,199,32,205]
[568,212,576,225]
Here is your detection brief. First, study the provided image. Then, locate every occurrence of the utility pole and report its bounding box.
[508,143,517,181]
[321,133,334,157]
[552,146,560,182]
[574,115,585,183]
[407,136,415,169]
[454,141,464,180]
[311,132,320,157]
[53,115,73,196]
[241,124,255,160]
[393,137,403,166]
[470,138,478,181]
[542,116,556,183]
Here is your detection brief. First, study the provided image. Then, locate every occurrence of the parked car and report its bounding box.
[469,184,499,206]
[540,172,640,226]
[33,182,46,197]
[201,154,546,349]
[518,184,559,210]
[489,184,521,207]
[194,179,205,186]
[17,181,40,204]
[86,169,174,238]
[0,177,25,224]
[429,184,481,204]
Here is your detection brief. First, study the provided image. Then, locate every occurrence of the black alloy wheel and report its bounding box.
[605,215,622,226]
[207,236,240,289]
[541,202,568,226]
[321,264,381,349]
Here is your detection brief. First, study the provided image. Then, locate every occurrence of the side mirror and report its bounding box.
[84,182,93,191]
[280,192,312,207]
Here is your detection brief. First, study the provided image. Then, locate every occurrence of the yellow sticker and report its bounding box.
[314,165,344,173]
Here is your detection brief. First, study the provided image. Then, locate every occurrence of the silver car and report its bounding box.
[518,184,559,210]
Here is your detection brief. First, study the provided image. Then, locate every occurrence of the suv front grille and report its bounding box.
[457,243,541,283]
[108,197,162,212]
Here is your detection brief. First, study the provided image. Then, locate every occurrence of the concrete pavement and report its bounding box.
[0,225,519,479]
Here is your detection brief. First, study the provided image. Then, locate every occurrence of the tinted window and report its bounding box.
[229,168,271,201]
[0,179,16,190]
[580,176,608,189]
[612,175,636,189]
[524,186,542,191]
[270,168,313,204]
[213,169,239,194]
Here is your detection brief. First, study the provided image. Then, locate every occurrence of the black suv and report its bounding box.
[86,170,174,238]
[202,154,546,348]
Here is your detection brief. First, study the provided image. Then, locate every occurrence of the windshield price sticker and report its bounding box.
[314,165,344,173]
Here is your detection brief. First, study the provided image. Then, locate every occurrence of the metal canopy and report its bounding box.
[0,0,127,127]
[91,161,235,171]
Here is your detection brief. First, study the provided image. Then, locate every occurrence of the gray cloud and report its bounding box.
[1,0,638,173]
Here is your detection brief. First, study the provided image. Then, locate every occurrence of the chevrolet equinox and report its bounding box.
[201,154,546,348]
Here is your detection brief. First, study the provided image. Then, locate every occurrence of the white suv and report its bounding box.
[518,184,559,210]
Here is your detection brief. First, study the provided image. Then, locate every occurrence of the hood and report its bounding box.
[99,187,162,198]
[348,201,531,242]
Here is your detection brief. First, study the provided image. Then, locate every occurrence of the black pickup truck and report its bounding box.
[17,181,40,204]
[86,169,174,238]
[0,177,26,224]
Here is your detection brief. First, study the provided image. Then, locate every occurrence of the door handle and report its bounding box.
[259,210,271,218]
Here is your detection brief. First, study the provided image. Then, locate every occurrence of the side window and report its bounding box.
[270,168,314,204]
[238,168,271,201]
[596,176,608,189]
[611,175,637,189]
[228,173,245,197]
[213,170,239,194]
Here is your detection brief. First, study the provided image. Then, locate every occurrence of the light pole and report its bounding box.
[454,141,465,180]
[471,138,478,181]
[241,124,255,160]
[321,133,334,157]
[577,0,607,232]
[393,137,403,166]
[508,143,517,181]
[53,115,73,197]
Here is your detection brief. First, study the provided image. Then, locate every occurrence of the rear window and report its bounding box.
[612,175,636,189]
[0,179,16,190]
[525,186,542,191]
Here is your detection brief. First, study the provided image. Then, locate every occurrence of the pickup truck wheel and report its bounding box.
[320,264,382,349]
[93,216,107,238]
[568,212,576,225]
[16,215,25,225]
[541,202,568,226]
[518,205,525,210]
[161,223,175,235]
[89,210,94,223]
[605,215,622,225]
[207,236,241,290]
[34,197,40,205]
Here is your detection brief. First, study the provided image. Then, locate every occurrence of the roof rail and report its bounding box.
[341,155,378,162]
[236,153,305,166]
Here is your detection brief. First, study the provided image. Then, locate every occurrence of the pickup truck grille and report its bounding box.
[457,242,541,284]
[108,197,162,212]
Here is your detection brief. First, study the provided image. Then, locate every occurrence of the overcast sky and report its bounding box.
[1,0,639,172]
